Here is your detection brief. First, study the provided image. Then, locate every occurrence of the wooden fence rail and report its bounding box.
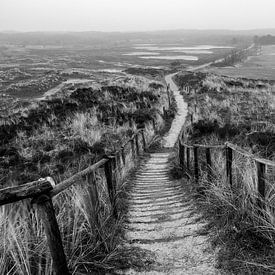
[178,132,275,212]
[0,125,153,275]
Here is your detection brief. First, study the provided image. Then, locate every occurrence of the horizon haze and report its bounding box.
[1,0,275,32]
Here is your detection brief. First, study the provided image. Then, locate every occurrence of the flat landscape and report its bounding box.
[206,45,275,80]
[0,31,246,101]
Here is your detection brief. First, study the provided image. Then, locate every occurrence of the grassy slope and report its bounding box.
[174,71,275,274]
[0,74,175,274]
[174,71,275,159]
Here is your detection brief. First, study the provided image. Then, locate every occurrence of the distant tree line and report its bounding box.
[213,48,250,67]
[254,35,275,45]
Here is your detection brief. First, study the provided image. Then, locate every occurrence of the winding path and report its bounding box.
[119,74,219,274]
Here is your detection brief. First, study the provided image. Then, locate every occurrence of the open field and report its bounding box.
[205,45,275,80]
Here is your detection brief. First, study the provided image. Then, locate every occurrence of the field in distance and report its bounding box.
[0,30,250,100]
[205,45,275,80]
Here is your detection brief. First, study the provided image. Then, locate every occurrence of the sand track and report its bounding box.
[117,74,219,274]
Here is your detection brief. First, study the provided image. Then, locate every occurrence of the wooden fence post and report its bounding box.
[163,106,166,118]
[86,172,100,235]
[34,194,69,275]
[131,138,135,157]
[104,157,118,218]
[194,146,199,183]
[190,114,193,124]
[129,118,133,128]
[135,134,140,156]
[205,148,212,182]
[257,161,266,209]
[166,85,171,108]
[226,146,233,186]
[121,147,126,165]
[179,143,185,169]
[152,118,156,130]
[187,148,190,170]
[141,130,146,151]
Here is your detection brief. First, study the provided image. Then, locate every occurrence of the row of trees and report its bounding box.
[254,35,275,45]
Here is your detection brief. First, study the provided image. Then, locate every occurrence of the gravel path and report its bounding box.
[119,74,220,274]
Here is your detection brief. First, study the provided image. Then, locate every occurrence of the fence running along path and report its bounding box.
[0,125,157,275]
[178,129,275,210]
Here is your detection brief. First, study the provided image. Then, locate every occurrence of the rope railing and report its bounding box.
[177,129,275,210]
[0,122,156,275]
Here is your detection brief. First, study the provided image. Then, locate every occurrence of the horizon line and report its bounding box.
[1,27,275,34]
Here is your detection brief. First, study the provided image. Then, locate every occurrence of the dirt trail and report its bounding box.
[119,74,219,274]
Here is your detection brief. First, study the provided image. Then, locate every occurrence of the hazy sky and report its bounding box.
[1,0,275,32]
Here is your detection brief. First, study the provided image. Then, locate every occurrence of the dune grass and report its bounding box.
[177,144,275,274]
[0,75,172,274]
[174,71,275,274]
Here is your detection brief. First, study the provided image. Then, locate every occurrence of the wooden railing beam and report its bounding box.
[0,178,55,206]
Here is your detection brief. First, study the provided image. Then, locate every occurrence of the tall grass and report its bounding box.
[180,136,275,274]
[0,74,169,274]
[174,71,275,273]
[0,125,155,274]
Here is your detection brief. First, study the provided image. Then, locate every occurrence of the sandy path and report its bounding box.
[118,74,219,274]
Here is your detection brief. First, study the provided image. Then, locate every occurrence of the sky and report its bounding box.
[0,0,275,32]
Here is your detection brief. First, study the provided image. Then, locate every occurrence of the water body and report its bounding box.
[123,52,160,56]
[140,55,198,61]
[125,50,212,55]
[134,45,234,51]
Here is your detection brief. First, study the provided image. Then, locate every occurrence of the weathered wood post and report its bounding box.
[166,84,171,108]
[130,138,135,157]
[257,161,266,209]
[115,153,122,181]
[186,147,190,170]
[179,143,185,169]
[135,134,140,156]
[226,146,233,186]
[121,146,126,165]
[205,148,212,182]
[141,130,146,151]
[129,118,134,128]
[194,146,199,183]
[190,114,193,124]
[104,156,118,218]
[34,194,70,275]
[152,118,156,130]
[86,172,100,234]
[163,106,166,118]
